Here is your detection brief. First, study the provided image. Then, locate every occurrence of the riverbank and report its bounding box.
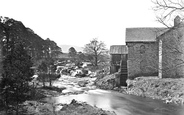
[19,99,116,115]
[0,75,117,115]
[95,74,184,105]
[24,76,116,115]
[126,77,184,105]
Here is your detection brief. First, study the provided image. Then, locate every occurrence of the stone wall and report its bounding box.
[160,25,184,78]
[126,42,158,79]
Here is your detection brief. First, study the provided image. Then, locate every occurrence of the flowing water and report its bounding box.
[44,75,184,115]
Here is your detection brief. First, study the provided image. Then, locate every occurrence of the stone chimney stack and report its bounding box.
[174,15,181,26]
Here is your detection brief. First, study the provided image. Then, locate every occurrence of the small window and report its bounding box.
[140,45,146,54]
[140,60,147,72]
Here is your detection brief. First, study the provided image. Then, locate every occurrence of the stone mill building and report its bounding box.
[114,16,184,80]
[126,28,165,79]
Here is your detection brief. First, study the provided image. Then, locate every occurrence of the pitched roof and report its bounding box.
[126,27,167,42]
[110,45,128,54]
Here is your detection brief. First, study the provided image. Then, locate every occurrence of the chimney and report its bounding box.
[174,15,181,26]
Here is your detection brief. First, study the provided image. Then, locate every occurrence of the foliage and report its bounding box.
[45,38,62,58]
[36,73,60,82]
[0,16,62,62]
[68,47,77,57]
[0,16,61,114]
[38,60,48,73]
[83,38,108,66]
[76,52,86,62]
[68,47,77,63]
[0,43,34,114]
[37,58,56,87]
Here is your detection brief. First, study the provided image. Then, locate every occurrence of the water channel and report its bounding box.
[44,75,184,115]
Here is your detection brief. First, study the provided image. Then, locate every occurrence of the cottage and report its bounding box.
[126,27,166,79]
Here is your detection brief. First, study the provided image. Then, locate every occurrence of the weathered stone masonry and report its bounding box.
[125,28,165,79]
[159,18,184,78]
[125,16,184,79]
[126,42,158,79]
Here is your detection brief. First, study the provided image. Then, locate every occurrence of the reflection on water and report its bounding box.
[45,89,184,115]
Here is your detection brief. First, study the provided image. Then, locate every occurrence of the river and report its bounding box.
[44,75,184,115]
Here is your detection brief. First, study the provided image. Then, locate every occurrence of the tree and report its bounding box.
[68,47,77,62]
[45,38,62,58]
[83,38,107,67]
[37,57,56,87]
[0,16,62,64]
[68,47,77,57]
[152,0,184,78]
[152,0,184,27]
[0,43,34,115]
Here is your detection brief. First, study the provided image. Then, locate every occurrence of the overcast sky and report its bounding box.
[1,0,164,48]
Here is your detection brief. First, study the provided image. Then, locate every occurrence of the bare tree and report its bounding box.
[83,38,107,67]
[152,0,184,27]
[152,0,184,78]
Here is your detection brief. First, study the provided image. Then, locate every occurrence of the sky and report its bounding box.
[0,0,165,49]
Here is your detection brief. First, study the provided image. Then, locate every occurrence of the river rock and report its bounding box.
[78,80,88,87]
[58,99,116,115]
[126,77,184,105]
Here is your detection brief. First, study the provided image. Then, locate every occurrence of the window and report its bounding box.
[140,45,146,54]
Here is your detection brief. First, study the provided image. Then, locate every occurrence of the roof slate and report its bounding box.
[126,27,167,42]
[110,45,128,54]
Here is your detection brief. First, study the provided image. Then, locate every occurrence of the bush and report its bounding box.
[37,73,60,82]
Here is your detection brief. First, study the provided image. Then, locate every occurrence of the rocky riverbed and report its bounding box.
[0,74,116,115]
[20,99,116,115]
[95,74,184,105]
[126,77,184,105]
[1,73,184,115]
[28,75,115,115]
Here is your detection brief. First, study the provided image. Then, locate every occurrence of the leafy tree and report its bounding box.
[45,38,62,58]
[68,47,77,62]
[38,60,48,73]
[37,60,47,87]
[37,58,56,87]
[0,16,62,64]
[0,16,62,114]
[77,52,85,61]
[69,47,77,57]
[0,43,34,115]
[83,38,107,67]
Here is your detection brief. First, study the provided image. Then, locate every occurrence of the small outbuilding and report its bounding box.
[109,45,128,86]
